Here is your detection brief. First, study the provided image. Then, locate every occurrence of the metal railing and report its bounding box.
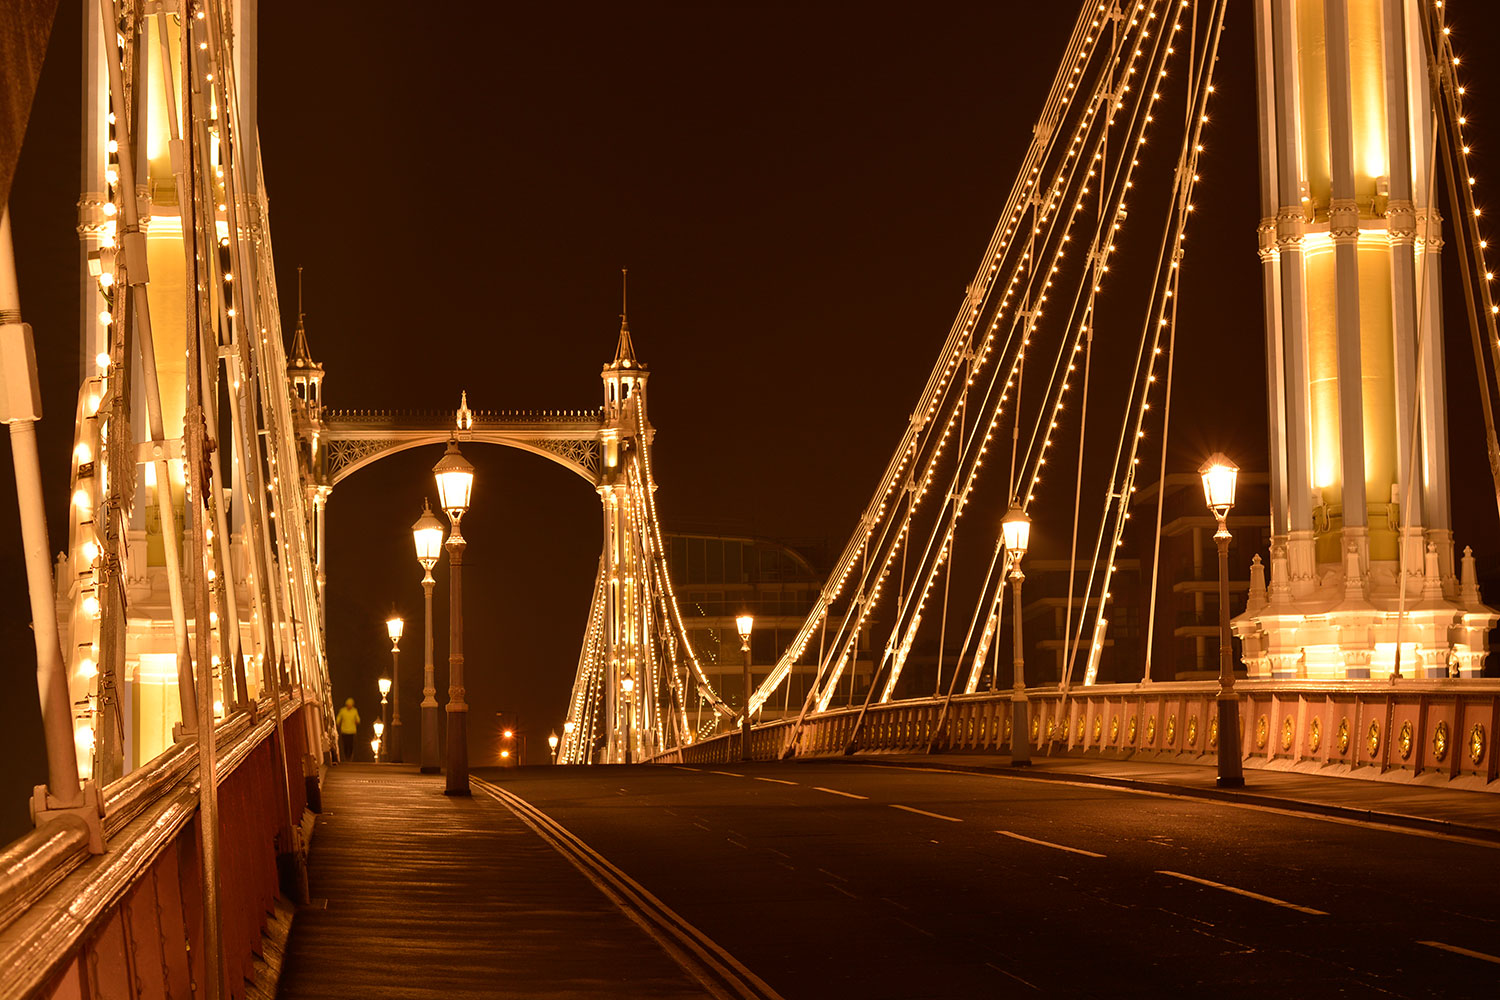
[0,693,310,998]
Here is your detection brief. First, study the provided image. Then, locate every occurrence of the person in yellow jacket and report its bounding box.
[335,698,360,761]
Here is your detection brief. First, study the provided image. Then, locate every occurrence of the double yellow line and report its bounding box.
[471,775,786,1000]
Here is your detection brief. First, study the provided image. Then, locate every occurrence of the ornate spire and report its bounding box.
[613,267,637,366]
[289,265,319,370]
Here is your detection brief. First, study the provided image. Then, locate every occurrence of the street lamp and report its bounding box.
[385,613,404,763]
[372,719,385,763]
[548,730,559,764]
[621,675,635,764]
[562,719,576,764]
[369,737,381,759]
[1001,506,1031,767]
[1199,453,1244,788]
[412,500,445,773]
[736,613,754,762]
[377,677,391,762]
[433,438,475,796]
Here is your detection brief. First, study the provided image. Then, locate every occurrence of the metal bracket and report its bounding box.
[31,780,107,854]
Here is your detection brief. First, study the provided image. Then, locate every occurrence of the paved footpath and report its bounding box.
[276,765,714,1000]
[836,752,1500,839]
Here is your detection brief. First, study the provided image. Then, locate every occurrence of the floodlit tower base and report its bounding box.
[1236,0,1497,680]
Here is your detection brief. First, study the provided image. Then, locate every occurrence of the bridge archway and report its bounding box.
[322,412,603,487]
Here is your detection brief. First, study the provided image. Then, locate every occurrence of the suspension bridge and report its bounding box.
[1,0,1498,997]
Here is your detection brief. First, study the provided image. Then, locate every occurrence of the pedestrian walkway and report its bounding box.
[836,753,1500,840]
[276,765,711,1000]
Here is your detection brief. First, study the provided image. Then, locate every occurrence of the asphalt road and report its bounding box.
[475,760,1499,999]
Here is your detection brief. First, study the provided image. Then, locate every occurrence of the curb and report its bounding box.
[815,755,1500,844]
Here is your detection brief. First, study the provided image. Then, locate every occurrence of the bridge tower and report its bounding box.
[1241,0,1496,678]
[598,301,657,762]
[286,274,330,621]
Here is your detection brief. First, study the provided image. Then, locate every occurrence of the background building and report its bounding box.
[665,528,873,722]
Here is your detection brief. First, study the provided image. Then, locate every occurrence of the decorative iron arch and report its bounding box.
[326,431,599,486]
[319,408,602,487]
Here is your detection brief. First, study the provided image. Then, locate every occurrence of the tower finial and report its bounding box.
[290,265,317,368]
[612,268,637,365]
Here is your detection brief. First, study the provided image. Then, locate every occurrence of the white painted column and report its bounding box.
[1322,0,1370,569]
[79,0,110,385]
[1270,1,1316,586]
[1255,0,1290,540]
[1382,0,1425,584]
[1403,0,1452,547]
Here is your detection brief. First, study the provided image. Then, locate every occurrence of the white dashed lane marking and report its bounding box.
[996,830,1105,858]
[1157,870,1328,916]
[813,786,869,800]
[1417,940,1500,965]
[890,804,962,823]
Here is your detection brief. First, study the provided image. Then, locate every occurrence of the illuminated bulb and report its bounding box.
[82,540,99,563]
[105,168,118,185]
[75,725,96,749]
[102,202,116,217]
[98,272,114,288]
[72,488,91,509]
[74,442,92,463]
[106,140,117,154]
[82,594,100,616]
[79,658,98,679]
[96,351,111,370]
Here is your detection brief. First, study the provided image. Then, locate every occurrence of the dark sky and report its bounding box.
[4,3,1500,834]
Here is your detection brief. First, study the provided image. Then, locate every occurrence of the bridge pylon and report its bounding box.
[1237,0,1498,679]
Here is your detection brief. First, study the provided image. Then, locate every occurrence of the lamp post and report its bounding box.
[621,675,635,764]
[377,678,390,762]
[385,614,404,763]
[1199,454,1244,788]
[369,736,381,760]
[411,501,445,773]
[562,719,576,764]
[548,730,559,764]
[1001,507,1031,767]
[433,438,475,796]
[736,614,754,762]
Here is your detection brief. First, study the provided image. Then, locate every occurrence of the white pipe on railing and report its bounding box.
[0,209,88,816]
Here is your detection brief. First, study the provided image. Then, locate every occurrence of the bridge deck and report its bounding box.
[276,765,709,1000]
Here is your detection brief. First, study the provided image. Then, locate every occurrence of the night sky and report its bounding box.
[4,3,1499,838]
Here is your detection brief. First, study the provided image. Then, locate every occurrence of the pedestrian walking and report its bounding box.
[335,697,360,761]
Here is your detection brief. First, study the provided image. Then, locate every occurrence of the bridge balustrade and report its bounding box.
[0,695,311,998]
[646,682,1500,788]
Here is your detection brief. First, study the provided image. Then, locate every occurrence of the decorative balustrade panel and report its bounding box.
[646,683,1500,790]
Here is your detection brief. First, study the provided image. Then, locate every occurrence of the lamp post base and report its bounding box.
[420,704,441,773]
[445,709,469,796]
[1215,693,1244,788]
[1010,696,1031,767]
